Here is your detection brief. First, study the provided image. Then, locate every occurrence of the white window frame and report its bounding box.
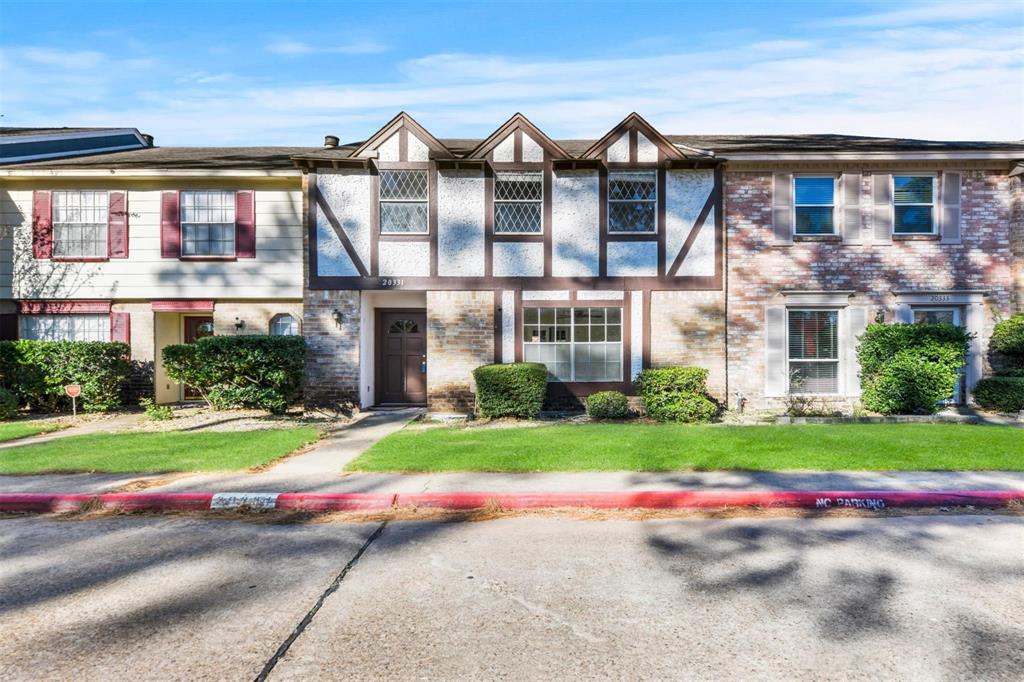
[792,175,837,236]
[379,169,429,235]
[52,190,109,259]
[522,306,624,383]
[891,174,937,235]
[786,307,841,395]
[911,305,964,404]
[269,313,300,336]
[607,171,657,234]
[494,171,543,234]
[180,190,236,257]
[19,314,110,341]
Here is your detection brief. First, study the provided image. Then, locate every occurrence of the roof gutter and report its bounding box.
[722,150,1024,161]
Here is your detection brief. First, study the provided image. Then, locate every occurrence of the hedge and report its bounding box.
[857,323,970,415]
[472,363,547,419]
[990,314,1024,359]
[973,376,1024,413]
[162,335,305,414]
[0,340,131,413]
[585,390,631,419]
[634,367,718,423]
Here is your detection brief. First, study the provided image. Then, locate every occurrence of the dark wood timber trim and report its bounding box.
[543,154,553,277]
[369,167,380,276]
[314,184,370,276]
[629,129,638,163]
[379,233,430,242]
[513,129,523,163]
[428,162,438,277]
[491,161,545,171]
[351,111,453,160]
[551,159,604,170]
[607,232,658,242]
[713,165,724,287]
[493,289,502,363]
[373,161,430,170]
[522,298,624,307]
[581,112,686,161]
[466,113,572,160]
[398,128,408,162]
[307,274,721,291]
[657,165,667,276]
[494,233,544,243]
[484,165,494,277]
[598,165,608,276]
[667,188,715,277]
[306,170,319,285]
[641,289,651,369]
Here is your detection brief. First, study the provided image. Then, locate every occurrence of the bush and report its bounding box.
[857,324,970,415]
[0,340,130,413]
[990,314,1024,359]
[973,377,1024,413]
[162,336,305,414]
[0,387,19,420]
[635,367,718,423]
[472,363,547,419]
[585,390,631,419]
[995,368,1024,378]
[139,397,174,421]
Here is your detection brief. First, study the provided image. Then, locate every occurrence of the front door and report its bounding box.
[377,310,427,405]
[183,316,214,400]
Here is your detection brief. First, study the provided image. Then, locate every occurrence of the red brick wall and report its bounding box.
[725,168,1014,412]
[1011,175,1024,312]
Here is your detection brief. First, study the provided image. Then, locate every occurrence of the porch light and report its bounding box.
[234,318,246,331]
[332,309,344,328]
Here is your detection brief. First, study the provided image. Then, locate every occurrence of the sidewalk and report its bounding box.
[0,412,142,451]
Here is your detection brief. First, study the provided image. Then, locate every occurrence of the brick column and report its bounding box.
[426,290,494,413]
[304,289,360,410]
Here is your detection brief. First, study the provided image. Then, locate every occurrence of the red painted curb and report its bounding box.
[0,490,1021,514]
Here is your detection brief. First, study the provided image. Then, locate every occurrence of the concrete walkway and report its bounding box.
[0,412,142,451]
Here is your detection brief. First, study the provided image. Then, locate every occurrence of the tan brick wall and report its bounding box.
[650,290,726,401]
[1011,175,1024,312]
[213,301,303,337]
[426,290,494,413]
[112,302,155,401]
[303,289,360,410]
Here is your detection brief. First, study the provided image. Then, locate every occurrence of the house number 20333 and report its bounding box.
[381,278,405,288]
[929,294,951,303]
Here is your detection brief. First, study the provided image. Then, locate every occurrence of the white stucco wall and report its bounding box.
[501,289,515,363]
[637,132,659,162]
[552,170,600,276]
[665,169,715,275]
[407,134,429,162]
[630,290,643,379]
[608,241,658,276]
[493,135,515,162]
[379,241,430,276]
[607,132,630,162]
[317,170,372,276]
[377,132,401,162]
[493,241,544,277]
[678,206,716,277]
[522,134,544,162]
[437,170,485,276]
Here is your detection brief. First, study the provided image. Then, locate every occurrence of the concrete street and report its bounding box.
[1,513,1022,680]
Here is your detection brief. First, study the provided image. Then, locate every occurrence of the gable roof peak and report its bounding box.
[349,111,453,159]
[465,113,570,160]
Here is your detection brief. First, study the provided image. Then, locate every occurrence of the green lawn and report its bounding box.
[348,423,1024,472]
[0,420,65,444]
[0,427,320,474]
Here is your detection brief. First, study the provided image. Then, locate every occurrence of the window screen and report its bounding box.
[793,177,835,235]
[379,170,428,233]
[52,191,108,258]
[787,309,839,394]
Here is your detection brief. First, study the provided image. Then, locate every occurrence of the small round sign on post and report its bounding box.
[65,384,81,417]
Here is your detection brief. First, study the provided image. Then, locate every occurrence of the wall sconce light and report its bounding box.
[874,308,886,324]
[234,317,246,331]
[332,309,344,328]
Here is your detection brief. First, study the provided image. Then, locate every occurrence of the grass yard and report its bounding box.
[348,422,1024,472]
[0,420,65,444]
[0,427,320,474]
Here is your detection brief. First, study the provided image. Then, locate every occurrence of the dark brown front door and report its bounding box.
[377,310,427,405]
[183,316,214,399]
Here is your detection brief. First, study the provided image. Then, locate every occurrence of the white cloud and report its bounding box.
[821,0,1021,27]
[267,37,388,56]
[267,38,313,56]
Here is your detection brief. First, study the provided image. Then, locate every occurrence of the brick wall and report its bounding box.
[213,301,303,337]
[303,289,360,410]
[1011,174,1024,312]
[426,290,494,413]
[726,169,1014,413]
[113,302,154,403]
[650,290,726,401]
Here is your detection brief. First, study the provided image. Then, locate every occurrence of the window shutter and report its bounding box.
[840,173,862,244]
[764,305,787,397]
[235,190,256,258]
[110,312,131,344]
[160,191,180,258]
[771,173,793,245]
[940,172,962,244]
[0,314,18,340]
[871,174,892,244]
[844,306,868,396]
[32,190,53,259]
[108,191,129,258]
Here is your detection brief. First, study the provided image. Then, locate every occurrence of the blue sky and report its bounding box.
[1,0,1022,145]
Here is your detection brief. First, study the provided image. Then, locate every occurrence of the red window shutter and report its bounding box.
[0,314,18,340]
[32,190,53,259]
[108,191,129,258]
[235,190,256,258]
[160,191,180,258]
[110,312,131,343]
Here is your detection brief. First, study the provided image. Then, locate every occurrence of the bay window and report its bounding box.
[523,306,622,382]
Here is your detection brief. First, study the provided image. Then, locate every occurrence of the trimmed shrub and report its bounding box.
[472,363,547,419]
[162,336,305,414]
[995,368,1024,378]
[139,397,174,421]
[0,340,130,413]
[585,390,631,419]
[973,377,1024,413]
[635,366,718,423]
[857,324,970,415]
[990,314,1024,359]
[0,387,18,420]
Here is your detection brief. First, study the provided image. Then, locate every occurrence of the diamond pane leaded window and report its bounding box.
[522,307,622,382]
[495,172,542,233]
[893,175,935,234]
[380,170,428,233]
[787,309,839,394]
[53,191,108,258]
[181,190,236,256]
[793,177,835,235]
[608,172,656,233]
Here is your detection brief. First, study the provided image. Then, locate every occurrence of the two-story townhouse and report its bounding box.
[0,142,312,403]
[296,112,1024,416]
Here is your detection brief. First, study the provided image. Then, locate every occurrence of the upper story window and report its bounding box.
[495,172,542,234]
[52,191,107,258]
[379,170,428,234]
[793,177,835,235]
[181,190,235,256]
[523,306,623,382]
[787,309,839,394]
[608,171,656,233]
[270,313,300,336]
[893,175,935,234]
[20,314,109,341]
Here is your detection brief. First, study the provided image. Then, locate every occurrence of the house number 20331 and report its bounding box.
[381,278,405,288]
[929,294,951,303]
